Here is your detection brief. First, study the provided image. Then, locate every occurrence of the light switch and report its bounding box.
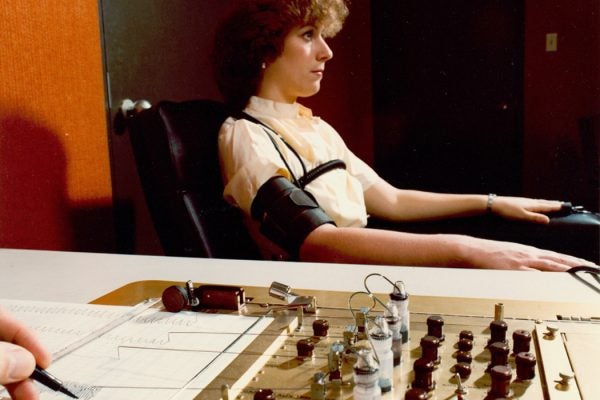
[546,33,558,52]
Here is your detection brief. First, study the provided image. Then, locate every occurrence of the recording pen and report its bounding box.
[30,366,79,399]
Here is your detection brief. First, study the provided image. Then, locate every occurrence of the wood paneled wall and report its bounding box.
[0,1,114,251]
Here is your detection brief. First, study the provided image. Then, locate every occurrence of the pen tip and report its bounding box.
[61,387,79,399]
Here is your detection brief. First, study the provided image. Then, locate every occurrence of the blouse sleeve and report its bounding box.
[318,119,380,191]
[218,117,292,215]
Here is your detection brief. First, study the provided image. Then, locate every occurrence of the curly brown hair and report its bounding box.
[212,0,349,111]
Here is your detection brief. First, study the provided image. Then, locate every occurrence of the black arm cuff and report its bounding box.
[251,176,335,257]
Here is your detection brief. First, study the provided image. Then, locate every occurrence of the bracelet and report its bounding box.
[486,193,497,214]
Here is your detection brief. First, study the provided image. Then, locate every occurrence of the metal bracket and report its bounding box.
[269,281,317,313]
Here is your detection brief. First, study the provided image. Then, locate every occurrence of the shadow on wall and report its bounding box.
[0,112,117,252]
[0,113,70,249]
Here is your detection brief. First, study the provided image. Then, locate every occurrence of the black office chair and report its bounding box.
[125,99,261,259]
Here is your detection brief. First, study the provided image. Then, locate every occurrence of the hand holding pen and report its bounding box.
[0,306,58,399]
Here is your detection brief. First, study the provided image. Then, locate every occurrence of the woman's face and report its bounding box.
[258,24,333,103]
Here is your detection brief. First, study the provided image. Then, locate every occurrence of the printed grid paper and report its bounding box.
[0,299,273,400]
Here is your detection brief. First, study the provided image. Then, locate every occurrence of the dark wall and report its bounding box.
[371,1,524,195]
[370,0,599,208]
[300,0,374,164]
[523,0,600,210]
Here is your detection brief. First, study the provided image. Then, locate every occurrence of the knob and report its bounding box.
[489,320,508,346]
[161,285,190,313]
[420,335,440,365]
[512,330,531,354]
[412,358,435,392]
[456,350,473,364]
[459,330,474,341]
[254,388,275,400]
[554,371,575,386]
[515,352,536,381]
[488,342,510,370]
[296,338,314,358]
[161,281,199,312]
[404,388,428,400]
[489,365,512,398]
[457,338,473,352]
[545,324,559,339]
[312,319,329,337]
[426,315,445,342]
[454,362,472,379]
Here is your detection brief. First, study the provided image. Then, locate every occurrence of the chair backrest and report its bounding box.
[127,99,261,259]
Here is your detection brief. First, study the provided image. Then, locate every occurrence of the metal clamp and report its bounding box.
[269,282,317,313]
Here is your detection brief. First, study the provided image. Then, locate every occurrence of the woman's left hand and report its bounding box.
[490,196,563,224]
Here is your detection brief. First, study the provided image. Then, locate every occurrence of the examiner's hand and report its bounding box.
[0,306,51,400]
[489,196,562,224]
[462,236,594,271]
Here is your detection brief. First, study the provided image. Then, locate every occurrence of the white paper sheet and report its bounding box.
[0,299,272,400]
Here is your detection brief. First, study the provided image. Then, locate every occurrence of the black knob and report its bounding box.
[412,358,435,392]
[489,365,512,398]
[488,341,510,370]
[420,335,440,364]
[459,330,474,341]
[296,338,314,358]
[516,352,537,381]
[512,330,531,355]
[456,350,473,364]
[161,285,189,313]
[426,315,445,342]
[457,338,473,352]
[489,320,508,346]
[312,319,329,337]
[254,388,275,400]
[404,388,428,400]
[454,362,472,379]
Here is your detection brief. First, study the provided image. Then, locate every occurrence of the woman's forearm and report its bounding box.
[388,190,488,221]
[299,224,587,271]
[364,180,561,224]
[364,180,488,222]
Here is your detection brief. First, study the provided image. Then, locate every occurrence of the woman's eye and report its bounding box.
[302,30,314,40]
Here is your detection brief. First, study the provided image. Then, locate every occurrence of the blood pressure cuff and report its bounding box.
[250,176,336,257]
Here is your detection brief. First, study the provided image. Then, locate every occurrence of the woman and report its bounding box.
[213,0,592,271]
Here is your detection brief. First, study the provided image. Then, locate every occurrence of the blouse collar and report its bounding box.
[246,96,314,118]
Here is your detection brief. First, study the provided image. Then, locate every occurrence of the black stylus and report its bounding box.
[30,366,78,399]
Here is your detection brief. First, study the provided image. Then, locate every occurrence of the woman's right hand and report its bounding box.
[458,236,593,271]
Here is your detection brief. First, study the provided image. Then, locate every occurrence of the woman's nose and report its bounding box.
[317,38,333,61]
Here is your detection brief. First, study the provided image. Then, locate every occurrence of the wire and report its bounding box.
[568,265,600,275]
[568,265,600,295]
[363,272,402,294]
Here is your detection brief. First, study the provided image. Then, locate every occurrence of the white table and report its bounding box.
[1,248,598,306]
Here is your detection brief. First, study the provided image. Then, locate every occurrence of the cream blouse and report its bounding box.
[218,96,379,230]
